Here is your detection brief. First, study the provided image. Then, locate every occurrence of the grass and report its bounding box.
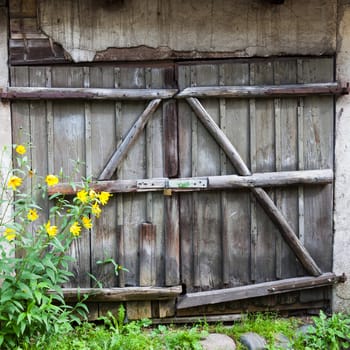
[214,312,302,349]
[19,309,350,350]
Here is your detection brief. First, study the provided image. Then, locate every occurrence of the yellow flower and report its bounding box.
[45,174,59,187]
[91,202,101,218]
[99,191,112,205]
[15,144,26,155]
[7,176,22,190]
[27,209,39,221]
[70,222,81,237]
[4,228,16,241]
[45,220,58,238]
[77,189,89,203]
[89,189,97,199]
[81,216,92,229]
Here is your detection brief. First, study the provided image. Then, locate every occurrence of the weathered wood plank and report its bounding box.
[145,68,166,287]
[99,98,162,180]
[89,66,119,288]
[48,169,333,195]
[1,86,177,100]
[176,83,347,99]
[54,286,182,302]
[219,62,251,287]
[51,66,88,287]
[274,59,300,279]
[192,64,222,290]
[139,223,156,286]
[302,58,334,274]
[163,100,178,178]
[28,66,49,228]
[186,97,251,176]
[251,187,322,276]
[177,273,344,309]
[186,97,322,277]
[252,61,277,283]
[118,67,147,287]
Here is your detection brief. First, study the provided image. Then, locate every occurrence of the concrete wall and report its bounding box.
[38,0,337,62]
[333,0,350,313]
[0,6,11,152]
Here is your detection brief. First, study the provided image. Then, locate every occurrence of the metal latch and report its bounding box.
[168,178,207,189]
[136,178,208,190]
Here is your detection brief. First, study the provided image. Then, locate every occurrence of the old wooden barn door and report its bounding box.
[9,56,341,315]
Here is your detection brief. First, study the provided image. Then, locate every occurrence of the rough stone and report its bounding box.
[274,333,292,349]
[240,332,267,350]
[200,333,236,350]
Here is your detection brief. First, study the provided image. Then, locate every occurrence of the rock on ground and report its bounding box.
[239,332,267,350]
[200,333,236,350]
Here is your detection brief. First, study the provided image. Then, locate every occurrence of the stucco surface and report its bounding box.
[38,0,337,62]
[0,6,11,149]
[333,2,350,313]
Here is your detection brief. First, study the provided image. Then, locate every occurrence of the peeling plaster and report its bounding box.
[38,0,337,63]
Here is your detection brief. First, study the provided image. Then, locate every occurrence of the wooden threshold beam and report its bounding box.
[177,273,346,310]
[51,285,182,303]
[48,169,333,195]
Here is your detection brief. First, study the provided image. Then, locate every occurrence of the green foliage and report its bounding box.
[292,311,350,350]
[217,312,299,349]
[29,308,206,350]
[0,143,111,349]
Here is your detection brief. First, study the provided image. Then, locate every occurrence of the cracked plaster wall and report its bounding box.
[38,0,336,62]
[0,6,11,154]
[333,0,350,313]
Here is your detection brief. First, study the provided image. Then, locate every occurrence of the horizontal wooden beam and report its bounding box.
[0,87,177,100]
[177,273,346,310]
[177,83,349,99]
[2,82,349,101]
[51,285,182,303]
[48,169,333,195]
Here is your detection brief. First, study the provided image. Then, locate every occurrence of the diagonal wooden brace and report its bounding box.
[99,99,162,180]
[186,97,322,277]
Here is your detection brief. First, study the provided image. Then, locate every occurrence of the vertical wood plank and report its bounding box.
[251,61,276,283]
[119,66,147,287]
[301,58,334,273]
[177,64,194,291]
[115,67,126,288]
[219,64,229,285]
[163,69,180,286]
[273,59,299,279]
[193,64,222,290]
[165,193,180,286]
[89,66,118,288]
[146,67,166,287]
[220,62,251,287]
[139,223,156,286]
[28,66,49,229]
[249,64,257,283]
[51,66,88,287]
